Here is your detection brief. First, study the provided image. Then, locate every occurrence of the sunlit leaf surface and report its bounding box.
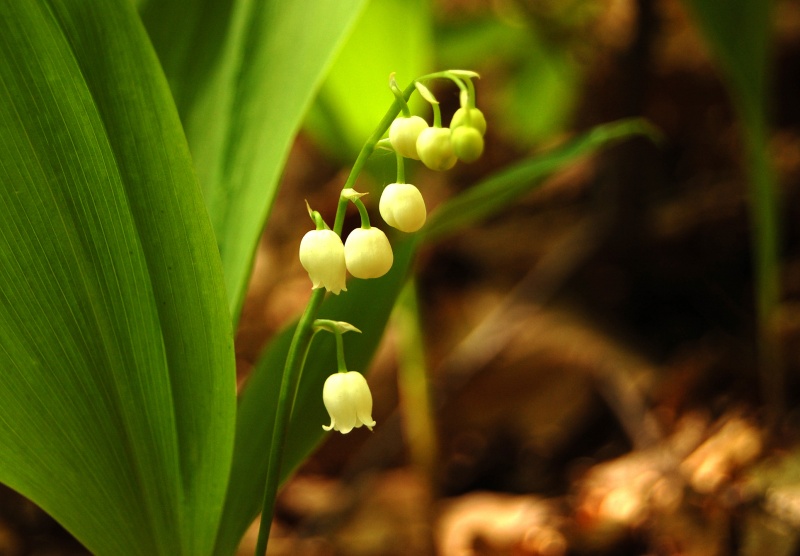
[142,0,368,322]
[0,1,236,553]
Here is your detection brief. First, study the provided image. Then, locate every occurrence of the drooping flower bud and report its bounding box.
[450,107,487,136]
[344,227,393,279]
[416,127,457,171]
[322,371,376,434]
[379,183,427,233]
[451,126,484,163]
[299,229,347,294]
[389,115,428,160]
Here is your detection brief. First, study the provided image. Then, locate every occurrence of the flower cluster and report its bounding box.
[298,71,484,434]
[389,78,486,172]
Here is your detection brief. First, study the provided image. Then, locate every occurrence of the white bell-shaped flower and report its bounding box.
[416,127,457,171]
[389,115,429,160]
[379,183,427,233]
[344,227,393,279]
[322,371,376,433]
[299,229,347,294]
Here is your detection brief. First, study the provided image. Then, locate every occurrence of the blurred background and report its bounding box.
[3,0,800,554]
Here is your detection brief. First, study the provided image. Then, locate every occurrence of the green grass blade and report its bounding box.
[0,1,236,554]
[141,0,367,323]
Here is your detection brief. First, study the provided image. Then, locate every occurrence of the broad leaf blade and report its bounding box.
[142,0,367,322]
[0,1,235,554]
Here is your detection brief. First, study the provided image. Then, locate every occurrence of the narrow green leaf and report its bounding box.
[422,118,660,242]
[0,1,235,554]
[681,0,780,412]
[141,0,368,323]
[221,117,657,553]
[681,0,769,121]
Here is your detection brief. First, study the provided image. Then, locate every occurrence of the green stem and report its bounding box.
[254,288,324,556]
[333,80,419,236]
[352,198,371,229]
[396,150,405,184]
[390,75,412,117]
[465,78,476,108]
[432,103,442,128]
[334,330,347,373]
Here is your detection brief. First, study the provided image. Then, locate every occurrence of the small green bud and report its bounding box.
[451,126,484,163]
[389,116,428,160]
[450,107,487,136]
[416,127,457,171]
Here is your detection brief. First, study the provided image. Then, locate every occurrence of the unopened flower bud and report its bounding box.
[389,115,428,160]
[451,126,484,163]
[322,371,376,434]
[416,127,457,171]
[450,107,487,136]
[299,229,347,294]
[344,227,393,279]
[379,183,427,232]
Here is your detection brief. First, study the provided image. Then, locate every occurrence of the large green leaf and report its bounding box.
[218,118,656,553]
[0,1,235,554]
[141,0,368,322]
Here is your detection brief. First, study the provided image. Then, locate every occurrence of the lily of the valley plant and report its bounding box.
[255,70,485,555]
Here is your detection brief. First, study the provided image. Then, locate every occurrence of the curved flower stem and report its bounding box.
[254,75,429,556]
[334,330,347,374]
[333,80,420,236]
[352,198,372,229]
[396,150,405,184]
[254,288,324,556]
